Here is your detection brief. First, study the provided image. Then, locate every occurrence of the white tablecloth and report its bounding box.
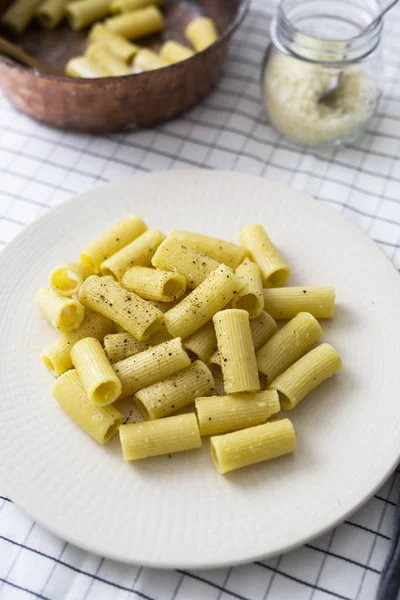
[1,1,400,598]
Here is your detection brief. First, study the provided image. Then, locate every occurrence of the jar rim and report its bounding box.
[275,0,382,63]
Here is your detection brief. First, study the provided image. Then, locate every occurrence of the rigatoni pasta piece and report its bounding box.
[1,0,43,33]
[86,43,131,76]
[135,360,214,420]
[210,418,296,474]
[65,56,109,78]
[104,332,149,363]
[110,0,163,13]
[169,230,245,269]
[164,264,244,339]
[239,224,290,287]
[49,262,93,297]
[196,390,280,436]
[183,321,217,363]
[146,324,173,345]
[80,215,147,273]
[52,369,123,444]
[263,287,336,319]
[132,49,169,72]
[36,0,67,28]
[256,312,322,386]
[105,5,163,40]
[79,275,164,341]
[185,17,219,51]
[71,338,121,406]
[146,324,172,344]
[209,310,277,377]
[231,258,264,319]
[101,228,165,280]
[160,40,194,64]
[120,413,201,460]
[35,288,85,332]
[89,23,139,62]
[122,267,186,302]
[213,309,260,394]
[270,343,342,410]
[250,310,278,349]
[113,337,190,398]
[152,238,220,288]
[66,0,111,30]
[104,326,171,362]
[41,311,114,377]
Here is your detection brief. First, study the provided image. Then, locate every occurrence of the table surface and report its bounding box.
[1,1,400,599]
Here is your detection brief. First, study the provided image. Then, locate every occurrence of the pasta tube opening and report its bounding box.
[266,269,289,288]
[93,381,120,406]
[42,354,56,375]
[58,304,82,330]
[50,262,93,297]
[104,421,121,442]
[51,269,78,293]
[142,316,164,339]
[35,287,85,332]
[162,276,185,298]
[235,292,260,314]
[135,397,149,420]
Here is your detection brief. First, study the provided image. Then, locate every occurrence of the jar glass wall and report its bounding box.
[261,0,384,148]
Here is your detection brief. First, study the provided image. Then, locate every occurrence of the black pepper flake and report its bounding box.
[303,290,307,294]
[209,417,212,421]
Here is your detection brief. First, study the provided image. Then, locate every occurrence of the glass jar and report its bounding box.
[261,0,384,148]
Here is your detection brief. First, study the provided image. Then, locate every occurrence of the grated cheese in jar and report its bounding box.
[263,52,377,146]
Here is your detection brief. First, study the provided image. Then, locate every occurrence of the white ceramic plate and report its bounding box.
[1,170,400,569]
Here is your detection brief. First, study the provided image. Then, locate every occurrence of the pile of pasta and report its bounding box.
[1,0,218,78]
[36,215,341,474]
